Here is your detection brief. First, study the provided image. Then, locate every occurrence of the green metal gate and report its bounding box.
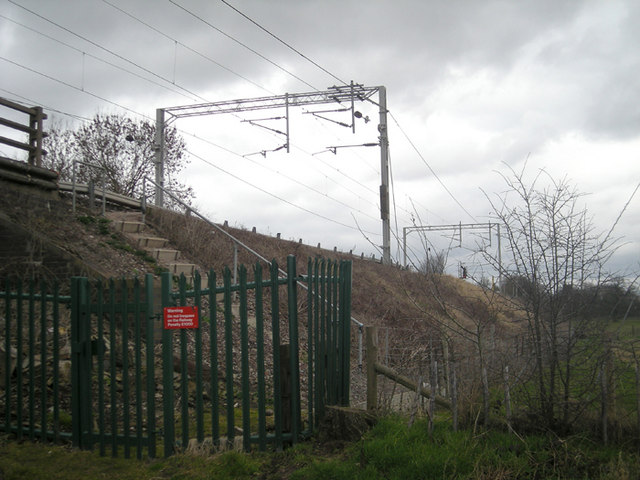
[1,255,352,458]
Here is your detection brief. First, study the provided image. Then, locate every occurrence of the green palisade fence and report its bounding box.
[0,255,352,458]
[2,278,71,443]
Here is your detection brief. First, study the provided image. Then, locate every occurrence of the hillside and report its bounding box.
[0,179,521,419]
[0,179,493,332]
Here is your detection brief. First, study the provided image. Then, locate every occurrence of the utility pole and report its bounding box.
[377,87,391,265]
[155,84,393,264]
[154,108,165,207]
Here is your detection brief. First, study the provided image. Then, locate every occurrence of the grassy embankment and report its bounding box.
[2,416,640,480]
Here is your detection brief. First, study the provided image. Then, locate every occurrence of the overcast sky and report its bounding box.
[1,0,638,280]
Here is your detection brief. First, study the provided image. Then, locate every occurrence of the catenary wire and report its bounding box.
[91,1,382,207]
[1,58,377,236]
[0,88,92,122]
[100,0,271,95]
[185,148,380,236]
[0,13,200,103]
[168,0,318,91]
[219,0,348,86]
[7,0,208,103]
[1,28,379,224]
[4,2,377,208]
[4,2,418,248]
[389,110,477,223]
[99,1,382,208]
[206,4,464,232]
[0,56,150,120]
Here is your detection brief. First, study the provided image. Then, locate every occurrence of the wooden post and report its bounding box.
[408,375,422,428]
[451,359,458,431]
[482,364,490,428]
[504,365,512,427]
[88,180,95,213]
[428,341,436,437]
[635,358,640,446]
[366,326,378,411]
[600,361,608,445]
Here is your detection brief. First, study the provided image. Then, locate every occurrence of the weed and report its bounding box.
[76,215,96,225]
[97,217,111,235]
[155,266,169,275]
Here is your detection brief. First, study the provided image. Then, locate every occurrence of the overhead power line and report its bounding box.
[1,33,377,223]
[4,0,389,241]
[100,0,270,94]
[0,56,150,120]
[0,87,91,122]
[1,56,375,232]
[186,148,380,236]
[7,0,207,103]
[0,13,199,103]
[389,111,477,223]
[219,0,348,87]
[168,0,318,91]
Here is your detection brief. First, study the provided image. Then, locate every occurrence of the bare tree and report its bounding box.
[482,165,622,430]
[43,114,193,208]
[418,249,447,275]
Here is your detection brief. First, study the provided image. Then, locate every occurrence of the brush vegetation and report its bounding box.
[2,416,639,479]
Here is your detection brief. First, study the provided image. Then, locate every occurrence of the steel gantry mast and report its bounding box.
[154,83,392,264]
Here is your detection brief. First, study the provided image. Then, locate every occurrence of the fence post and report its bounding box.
[339,260,352,406]
[161,271,174,457]
[28,106,45,167]
[286,255,300,443]
[2,280,12,435]
[270,260,283,451]
[504,365,512,427]
[280,344,292,434]
[145,274,156,458]
[70,277,90,449]
[366,326,378,411]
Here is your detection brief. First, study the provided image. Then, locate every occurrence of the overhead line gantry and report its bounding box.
[154,83,392,264]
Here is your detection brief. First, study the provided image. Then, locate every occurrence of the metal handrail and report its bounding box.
[143,176,365,368]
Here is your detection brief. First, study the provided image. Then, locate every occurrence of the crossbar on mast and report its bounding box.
[162,85,380,118]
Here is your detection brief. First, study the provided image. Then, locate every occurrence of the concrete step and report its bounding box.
[133,235,168,249]
[168,264,209,289]
[116,212,144,222]
[168,262,195,277]
[106,211,144,222]
[113,220,145,234]
[147,248,180,262]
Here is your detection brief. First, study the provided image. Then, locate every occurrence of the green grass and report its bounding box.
[0,437,261,480]
[2,417,640,479]
[291,417,640,480]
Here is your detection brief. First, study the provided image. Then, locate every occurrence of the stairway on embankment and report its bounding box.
[106,211,207,288]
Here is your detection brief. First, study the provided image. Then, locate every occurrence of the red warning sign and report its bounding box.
[163,306,199,329]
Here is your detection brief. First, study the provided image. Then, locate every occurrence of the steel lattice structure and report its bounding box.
[154,83,392,264]
[162,84,381,118]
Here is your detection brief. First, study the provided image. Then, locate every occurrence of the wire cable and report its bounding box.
[183,132,380,222]
[2,55,378,227]
[389,110,477,223]
[0,56,151,120]
[168,0,318,91]
[7,0,208,103]
[0,87,92,122]
[100,0,271,95]
[0,13,200,103]
[219,0,348,86]
[1,59,378,238]
[15,0,381,214]
[186,148,380,236]
[3,1,388,240]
